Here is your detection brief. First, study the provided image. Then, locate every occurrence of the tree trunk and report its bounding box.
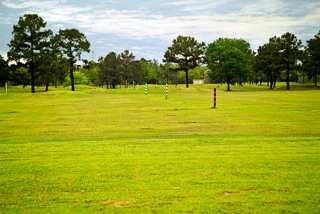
[30,63,35,93]
[227,75,231,91]
[269,71,273,89]
[185,69,189,88]
[286,64,290,90]
[70,61,75,91]
[46,83,49,91]
[315,74,317,86]
[112,79,116,89]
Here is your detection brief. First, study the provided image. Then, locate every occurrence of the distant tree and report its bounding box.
[151,60,160,84]
[129,60,143,84]
[153,60,162,85]
[206,38,252,91]
[9,65,30,87]
[0,55,9,86]
[120,50,135,88]
[160,63,179,85]
[99,52,121,89]
[97,57,105,87]
[164,35,206,88]
[58,28,90,91]
[256,36,282,89]
[82,60,99,86]
[37,34,65,91]
[188,66,206,82]
[140,58,158,83]
[278,32,303,90]
[52,57,69,87]
[73,72,88,85]
[7,14,52,93]
[306,31,320,86]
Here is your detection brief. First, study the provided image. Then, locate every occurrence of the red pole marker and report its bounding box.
[213,86,216,108]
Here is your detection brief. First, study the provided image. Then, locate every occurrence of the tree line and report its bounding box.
[0,14,319,92]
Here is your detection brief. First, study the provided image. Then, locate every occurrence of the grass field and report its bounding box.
[0,84,319,213]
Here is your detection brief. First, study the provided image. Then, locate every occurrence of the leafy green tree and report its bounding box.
[189,66,208,82]
[120,50,135,88]
[7,14,52,93]
[154,60,162,85]
[164,35,206,88]
[150,59,160,84]
[278,32,303,90]
[0,55,9,86]
[306,31,320,86]
[206,38,252,91]
[140,58,158,83]
[256,36,282,89]
[52,57,69,87]
[160,63,180,85]
[63,71,88,87]
[99,52,121,89]
[82,60,99,86]
[58,28,90,91]
[37,34,65,91]
[74,72,89,85]
[128,60,143,84]
[9,65,30,87]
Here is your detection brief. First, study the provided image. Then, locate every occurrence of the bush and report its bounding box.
[63,72,89,87]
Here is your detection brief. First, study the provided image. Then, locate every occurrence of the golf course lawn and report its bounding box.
[0,84,319,213]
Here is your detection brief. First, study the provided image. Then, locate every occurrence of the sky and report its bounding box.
[0,0,319,63]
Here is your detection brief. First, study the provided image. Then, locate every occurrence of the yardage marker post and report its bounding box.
[213,86,217,108]
[145,82,148,95]
[166,83,168,99]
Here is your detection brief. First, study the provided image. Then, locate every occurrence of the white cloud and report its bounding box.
[1,0,64,9]
[53,24,64,28]
[0,13,12,25]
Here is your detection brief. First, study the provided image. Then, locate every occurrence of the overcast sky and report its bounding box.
[1,0,319,62]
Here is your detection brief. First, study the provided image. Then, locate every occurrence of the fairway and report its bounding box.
[0,84,319,213]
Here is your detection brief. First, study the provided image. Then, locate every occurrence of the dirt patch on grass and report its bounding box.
[113,201,131,208]
[102,200,131,208]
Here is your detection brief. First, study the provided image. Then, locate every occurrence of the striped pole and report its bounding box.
[145,82,148,95]
[166,83,168,99]
[213,86,217,108]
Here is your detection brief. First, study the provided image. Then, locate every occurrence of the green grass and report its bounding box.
[0,84,319,213]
